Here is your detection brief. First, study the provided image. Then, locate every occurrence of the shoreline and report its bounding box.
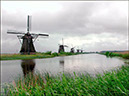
[1,51,129,61]
[0,52,81,61]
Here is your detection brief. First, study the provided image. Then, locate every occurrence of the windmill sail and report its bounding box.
[38,34,49,36]
[7,31,25,34]
[27,15,31,33]
[31,33,49,36]
[64,45,68,47]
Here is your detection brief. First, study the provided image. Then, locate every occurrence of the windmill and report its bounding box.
[77,49,80,53]
[77,48,84,53]
[76,46,84,53]
[58,38,68,53]
[80,49,84,53]
[7,15,49,55]
[70,45,75,53]
[76,47,80,53]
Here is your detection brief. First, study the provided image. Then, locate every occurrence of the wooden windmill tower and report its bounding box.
[7,15,49,55]
[58,38,68,53]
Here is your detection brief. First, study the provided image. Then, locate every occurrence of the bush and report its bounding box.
[122,54,129,59]
[105,51,110,57]
[45,51,52,55]
[52,52,59,56]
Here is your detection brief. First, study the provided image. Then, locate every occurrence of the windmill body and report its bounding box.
[7,15,49,54]
[20,32,36,54]
[58,45,65,53]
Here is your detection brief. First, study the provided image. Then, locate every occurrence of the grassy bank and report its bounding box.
[101,51,129,59]
[3,65,129,96]
[0,52,78,61]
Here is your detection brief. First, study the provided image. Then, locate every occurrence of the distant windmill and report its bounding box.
[70,45,75,53]
[77,48,84,53]
[80,48,84,53]
[7,15,49,54]
[76,46,80,53]
[58,38,68,53]
[77,49,80,53]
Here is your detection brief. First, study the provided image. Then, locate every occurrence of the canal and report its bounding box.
[1,54,125,84]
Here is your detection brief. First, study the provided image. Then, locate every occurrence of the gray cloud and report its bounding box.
[1,1,128,53]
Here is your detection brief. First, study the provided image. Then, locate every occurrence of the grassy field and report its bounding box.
[0,52,78,61]
[2,65,129,96]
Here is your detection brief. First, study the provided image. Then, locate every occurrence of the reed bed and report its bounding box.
[3,65,129,96]
[102,51,129,59]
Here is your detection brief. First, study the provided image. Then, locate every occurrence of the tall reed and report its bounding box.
[3,65,129,96]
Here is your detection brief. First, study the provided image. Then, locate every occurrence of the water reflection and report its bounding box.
[21,59,35,76]
[2,54,126,84]
[59,57,65,73]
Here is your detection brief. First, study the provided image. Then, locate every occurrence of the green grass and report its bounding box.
[3,65,129,96]
[0,52,79,61]
[102,51,129,59]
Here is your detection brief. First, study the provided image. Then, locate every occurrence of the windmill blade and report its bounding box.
[64,45,68,47]
[72,46,76,48]
[38,34,49,36]
[7,31,25,34]
[27,15,30,32]
[31,33,49,36]
[29,16,32,32]
[17,35,23,38]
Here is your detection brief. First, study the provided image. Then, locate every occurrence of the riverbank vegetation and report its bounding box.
[3,65,129,96]
[0,52,79,60]
[101,51,129,59]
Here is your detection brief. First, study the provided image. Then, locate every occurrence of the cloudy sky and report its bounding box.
[1,1,128,53]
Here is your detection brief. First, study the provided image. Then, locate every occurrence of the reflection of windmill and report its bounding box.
[7,15,49,54]
[59,57,65,73]
[58,38,68,53]
[21,59,35,77]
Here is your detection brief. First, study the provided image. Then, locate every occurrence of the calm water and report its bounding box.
[1,54,125,84]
